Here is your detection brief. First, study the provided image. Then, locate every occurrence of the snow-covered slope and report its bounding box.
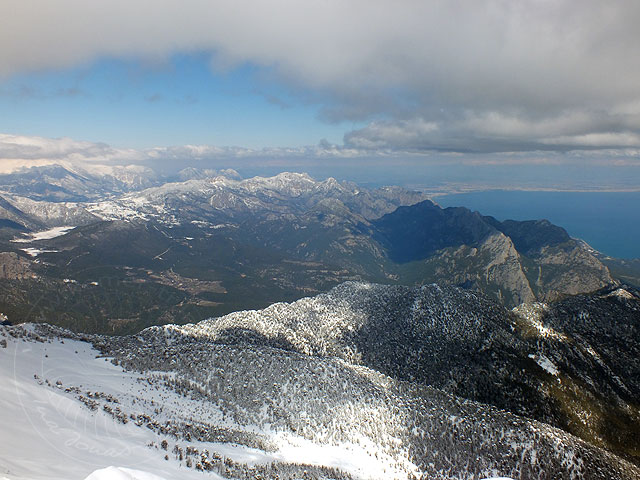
[2,302,639,479]
[83,467,170,480]
[0,328,207,480]
[0,325,414,480]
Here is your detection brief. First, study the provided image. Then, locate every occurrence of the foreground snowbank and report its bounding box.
[84,467,168,480]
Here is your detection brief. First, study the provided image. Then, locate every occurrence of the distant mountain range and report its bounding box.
[0,164,621,333]
[0,162,159,202]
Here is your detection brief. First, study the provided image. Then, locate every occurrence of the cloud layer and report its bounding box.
[2,1,640,152]
[2,133,639,175]
[0,133,368,174]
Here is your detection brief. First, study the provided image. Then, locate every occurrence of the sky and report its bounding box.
[1,1,640,189]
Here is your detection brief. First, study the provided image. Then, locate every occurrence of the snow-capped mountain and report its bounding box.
[82,171,427,224]
[1,282,639,479]
[0,163,159,202]
[0,169,619,335]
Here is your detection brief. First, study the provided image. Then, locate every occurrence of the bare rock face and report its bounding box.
[419,233,536,306]
[0,252,34,280]
[374,200,615,306]
[481,234,536,303]
[529,242,615,301]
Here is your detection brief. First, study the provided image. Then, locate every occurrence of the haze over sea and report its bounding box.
[435,191,640,260]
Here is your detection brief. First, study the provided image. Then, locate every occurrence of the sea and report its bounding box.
[434,191,640,260]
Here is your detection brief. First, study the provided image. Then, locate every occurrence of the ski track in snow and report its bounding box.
[0,334,210,480]
[84,466,169,480]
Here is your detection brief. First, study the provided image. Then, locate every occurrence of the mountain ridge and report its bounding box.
[2,281,639,478]
[152,281,640,464]
[0,169,619,333]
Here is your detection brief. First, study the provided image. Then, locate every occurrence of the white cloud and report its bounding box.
[0,133,146,171]
[2,133,639,176]
[0,133,382,174]
[0,134,120,160]
[541,133,640,148]
[344,119,439,149]
[1,2,640,153]
[344,110,640,153]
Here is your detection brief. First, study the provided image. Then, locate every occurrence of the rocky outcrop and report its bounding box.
[374,200,615,306]
[528,242,615,301]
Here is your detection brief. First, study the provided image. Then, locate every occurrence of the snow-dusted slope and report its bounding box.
[0,328,215,480]
[0,325,414,480]
[2,308,639,480]
[154,281,640,467]
[85,172,426,224]
[6,196,100,228]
